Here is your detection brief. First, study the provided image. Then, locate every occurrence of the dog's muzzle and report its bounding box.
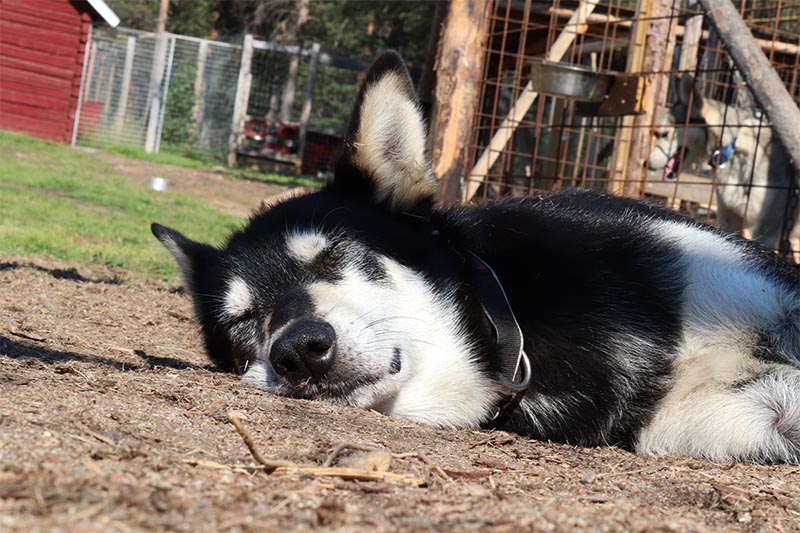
[269,318,336,384]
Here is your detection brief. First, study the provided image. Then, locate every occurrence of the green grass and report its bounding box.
[0,131,243,280]
[85,141,219,169]
[224,167,321,188]
[84,140,322,188]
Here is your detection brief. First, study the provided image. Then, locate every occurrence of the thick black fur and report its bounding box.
[153,51,800,457]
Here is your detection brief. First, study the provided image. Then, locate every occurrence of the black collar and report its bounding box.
[469,253,532,429]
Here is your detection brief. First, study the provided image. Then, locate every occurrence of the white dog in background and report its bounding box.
[648,75,798,251]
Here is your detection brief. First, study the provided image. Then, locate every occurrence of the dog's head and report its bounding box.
[152,51,498,427]
[648,75,709,180]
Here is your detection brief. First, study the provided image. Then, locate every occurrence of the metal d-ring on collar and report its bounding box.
[469,252,532,426]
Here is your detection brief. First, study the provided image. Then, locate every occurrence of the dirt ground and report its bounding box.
[2,157,800,532]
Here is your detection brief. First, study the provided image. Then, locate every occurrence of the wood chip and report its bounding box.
[337,449,393,472]
[9,329,46,342]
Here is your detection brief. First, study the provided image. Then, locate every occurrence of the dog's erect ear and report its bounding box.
[151,223,218,291]
[675,74,704,115]
[334,50,435,212]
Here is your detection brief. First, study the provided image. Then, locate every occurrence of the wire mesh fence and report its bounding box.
[76,27,360,173]
[466,0,800,258]
[232,39,362,176]
[77,28,242,161]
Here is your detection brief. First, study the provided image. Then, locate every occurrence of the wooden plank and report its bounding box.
[0,55,75,79]
[0,44,78,69]
[0,36,80,58]
[1,81,74,102]
[192,39,209,123]
[69,19,91,144]
[1,68,73,90]
[144,0,170,153]
[643,175,715,205]
[608,0,651,195]
[0,100,74,121]
[0,6,81,32]
[1,20,82,50]
[621,0,679,196]
[3,0,81,15]
[15,0,79,11]
[297,42,321,166]
[679,13,703,72]
[0,114,70,142]
[227,34,255,166]
[83,40,97,102]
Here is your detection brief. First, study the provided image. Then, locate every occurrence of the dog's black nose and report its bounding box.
[269,319,336,383]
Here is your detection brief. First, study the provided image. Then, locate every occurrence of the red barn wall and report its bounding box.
[0,0,92,143]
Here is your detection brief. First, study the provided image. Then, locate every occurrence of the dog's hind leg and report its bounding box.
[637,355,800,464]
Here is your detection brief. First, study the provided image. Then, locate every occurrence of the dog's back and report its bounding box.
[449,191,800,461]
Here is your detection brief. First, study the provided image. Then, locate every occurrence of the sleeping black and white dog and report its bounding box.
[153,51,800,464]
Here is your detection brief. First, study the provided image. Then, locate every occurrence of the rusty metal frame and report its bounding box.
[465,0,800,258]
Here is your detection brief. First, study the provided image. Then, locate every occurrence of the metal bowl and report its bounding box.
[529,62,613,102]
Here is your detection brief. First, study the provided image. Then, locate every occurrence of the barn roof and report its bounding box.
[86,0,120,28]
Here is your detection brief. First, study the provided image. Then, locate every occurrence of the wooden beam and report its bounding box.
[144,0,170,153]
[608,0,651,195]
[297,42,321,169]
[192,39,209,124]
[546,5,800,56]
[679,12,703,72]
[465,0,600,201]
[227,34,255,167]
[154,35,177,153]
[619,0,680,195]
[698,0,800,178]
[644,174,716,205]
[70,25,93,146]
[429,0,492,205]
[82,39,97,102]
[114,35,136,135]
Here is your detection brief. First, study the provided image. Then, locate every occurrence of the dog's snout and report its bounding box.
[270,319,336,383]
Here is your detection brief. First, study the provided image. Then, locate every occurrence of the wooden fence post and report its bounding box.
[114,35,136,135]
[144,33,168,152]
[608,0,651,194]
[617,0,679,195]
[71,25,94,147]
[144,0,169,152]
[83,40,97,102]
[297,42,321,170]
[227,34,254,167]
[429,0,491,205]
[192,39,209,125]
[154,35,177,153]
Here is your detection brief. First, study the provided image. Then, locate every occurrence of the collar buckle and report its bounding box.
[497,349,531,393]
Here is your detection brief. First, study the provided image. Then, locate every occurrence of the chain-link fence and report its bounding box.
[76,27,363,171]
[76,28,242,161]
[223,37,364,175]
